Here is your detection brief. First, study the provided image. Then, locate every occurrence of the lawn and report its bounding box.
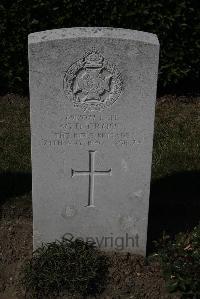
[152,96,200,179]
[0,94,200,298]
[1,94,200,178]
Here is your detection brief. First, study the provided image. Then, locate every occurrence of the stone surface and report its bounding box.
[28,27,159,255]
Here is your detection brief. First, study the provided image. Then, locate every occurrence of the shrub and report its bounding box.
[0,0,199,95]
[155,223,200,297]
[21,237,109,298]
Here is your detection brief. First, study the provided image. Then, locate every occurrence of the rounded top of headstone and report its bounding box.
[28,27,159,45]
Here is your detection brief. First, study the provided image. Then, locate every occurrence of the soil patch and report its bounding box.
[0,198,180,299]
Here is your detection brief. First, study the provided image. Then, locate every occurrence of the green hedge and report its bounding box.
[1,0,199,95]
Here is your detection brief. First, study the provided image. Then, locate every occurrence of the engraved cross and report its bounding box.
[71,150,112,207]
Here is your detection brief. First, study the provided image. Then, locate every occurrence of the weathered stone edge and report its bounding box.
[28,27,159,45]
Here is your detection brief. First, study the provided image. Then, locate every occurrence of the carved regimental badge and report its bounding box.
[63,50,123,111]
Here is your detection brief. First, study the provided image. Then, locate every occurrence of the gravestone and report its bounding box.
[29,27,159,255]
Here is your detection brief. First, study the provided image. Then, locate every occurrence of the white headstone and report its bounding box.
[29,27,159,255]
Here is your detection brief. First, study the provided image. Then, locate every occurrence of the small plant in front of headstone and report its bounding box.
[21,237,109,298]
[155,223,200,297]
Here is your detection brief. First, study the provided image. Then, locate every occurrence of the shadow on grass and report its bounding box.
[147,171,200,254]
[0,172,32,205]
[1,171,200,254]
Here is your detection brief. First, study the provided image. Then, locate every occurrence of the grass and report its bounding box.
[152,97,200,179]
[154,223,200,297]
[0,94,30,172]
[0,94,200,178]
[0,93,200,298]
[150,96,200,249]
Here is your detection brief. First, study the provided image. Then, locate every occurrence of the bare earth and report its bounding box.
[0,197,180,299]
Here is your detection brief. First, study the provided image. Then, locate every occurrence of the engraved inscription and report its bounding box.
[42,113,141,148]
[63,50,123,111]
[71,151,112,207]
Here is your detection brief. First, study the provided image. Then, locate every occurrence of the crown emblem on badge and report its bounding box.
[63,49,123,112]
[84,52,104,68]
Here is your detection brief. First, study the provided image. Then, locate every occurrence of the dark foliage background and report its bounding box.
[0,0,199,95]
